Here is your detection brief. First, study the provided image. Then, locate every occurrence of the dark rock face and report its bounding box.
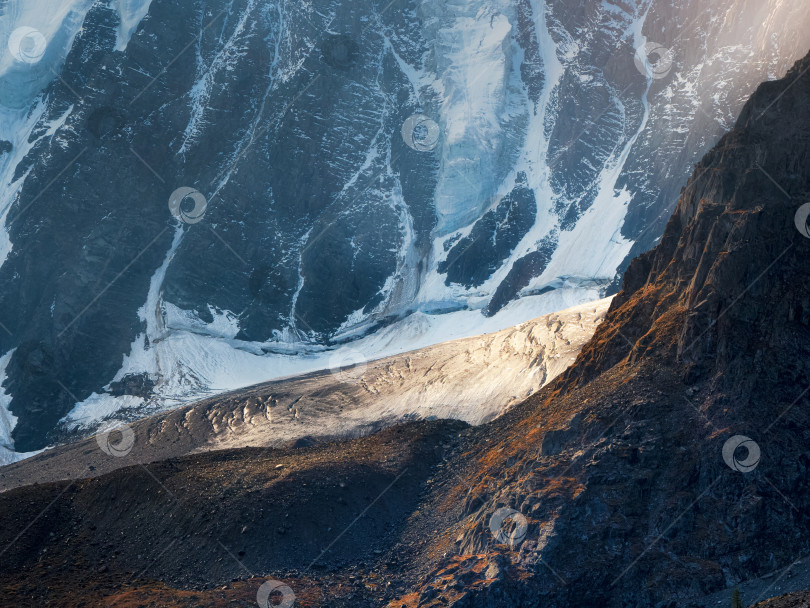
[107,373,154,398]
[1,0,810,453]
[440,177,536,288]
[485,233,557,316]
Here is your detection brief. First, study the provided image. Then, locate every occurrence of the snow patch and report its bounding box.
[114,0,153,51]
[0,100,73,268]
[0,0,96,108]
[0,349,40,465]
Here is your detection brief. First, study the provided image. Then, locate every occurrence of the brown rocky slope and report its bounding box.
[403,46,810,607]
[1,45,810,608]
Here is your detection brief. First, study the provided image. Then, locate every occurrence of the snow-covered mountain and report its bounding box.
[0,0,808,453]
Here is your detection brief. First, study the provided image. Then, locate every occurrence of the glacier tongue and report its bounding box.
[11,297,611,487]
[60,283,607,432]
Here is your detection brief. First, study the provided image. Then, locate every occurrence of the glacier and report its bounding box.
[0,0,809,454]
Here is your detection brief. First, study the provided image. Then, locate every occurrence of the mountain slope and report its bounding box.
[1,0,809,452]
[392,46,810,607]
[755,592,810,607]
[1,46,810,608]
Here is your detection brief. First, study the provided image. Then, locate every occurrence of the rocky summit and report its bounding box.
[1,0,810,454]
[0,36,809,608]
